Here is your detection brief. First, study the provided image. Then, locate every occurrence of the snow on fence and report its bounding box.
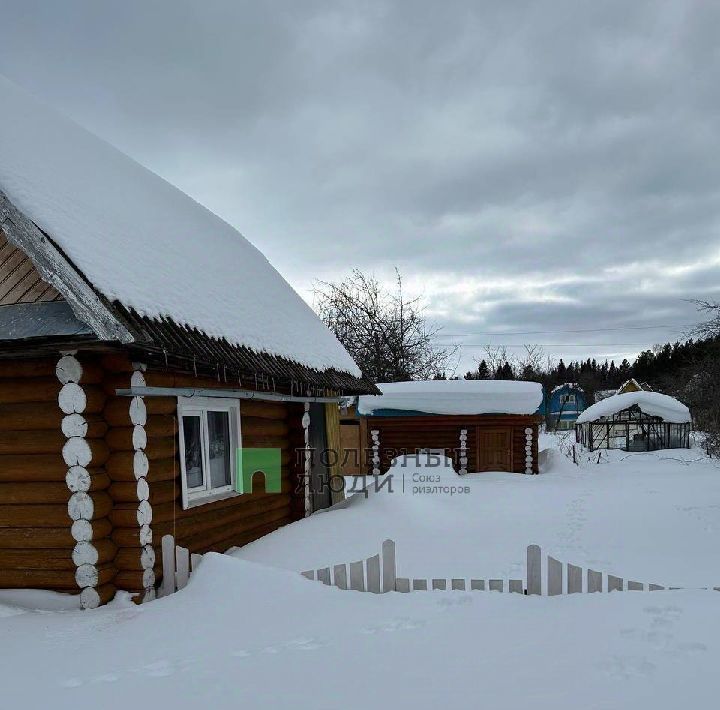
[158,535,202,597]
[301,540,720,595]
[156,535,720,600]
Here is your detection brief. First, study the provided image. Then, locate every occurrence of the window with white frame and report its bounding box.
[560,394,576,405]
[177,397,241,508]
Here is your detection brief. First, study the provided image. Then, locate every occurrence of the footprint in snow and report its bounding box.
[673,641,707,655]
[142,660,174,677]
[285,637,328,651]
[90,673,120,684]
[644,605,682,626]
[361,617,425,634]
[620,627,674,649]
[600,655,656,680]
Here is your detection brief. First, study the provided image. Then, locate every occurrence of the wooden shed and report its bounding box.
[0,75,374,608]
[356,380,543,475]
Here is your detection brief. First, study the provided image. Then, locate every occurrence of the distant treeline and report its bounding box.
[461,335,720,402]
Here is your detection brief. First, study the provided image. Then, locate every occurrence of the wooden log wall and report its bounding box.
[0,352,310,604]
[0,355,115,606]
[103,355,170,600]
[514,424,540,475]
[365,415,540,474]
[105,363,304,597]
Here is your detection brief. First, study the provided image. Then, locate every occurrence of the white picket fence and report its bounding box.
[156,535,720,599]
[301,540,720,595]
[158,534,203,597]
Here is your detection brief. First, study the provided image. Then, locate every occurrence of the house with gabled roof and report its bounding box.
[542,383,588,431]
[0,75,374,608]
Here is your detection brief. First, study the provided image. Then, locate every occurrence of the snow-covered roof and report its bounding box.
[0,74,360,377]
[617,378,651,394]
[551,382,583,394]
[576,391,691,424]
[357,380,543,416]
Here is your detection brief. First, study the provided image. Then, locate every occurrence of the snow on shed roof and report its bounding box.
[0,74,359,377]
[576,391,691,424]
[357,379,543,416]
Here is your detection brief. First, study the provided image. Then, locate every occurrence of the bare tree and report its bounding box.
[481,345,511,377]
[675,300,720,454]
[517,344,546,380]
[477,344,546,380]
[693,300,720,338]
[314,269,457,383]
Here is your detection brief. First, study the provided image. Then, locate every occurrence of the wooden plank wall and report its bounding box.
[366,415,540,474]
[0,229,63,305]
[0,356,116,601]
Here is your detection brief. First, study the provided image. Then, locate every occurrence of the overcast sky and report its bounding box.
[1,0,718,374]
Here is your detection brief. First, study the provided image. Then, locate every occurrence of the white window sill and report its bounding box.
[184,489,239,510]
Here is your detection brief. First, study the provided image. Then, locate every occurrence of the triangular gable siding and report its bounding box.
[0,228,62,305]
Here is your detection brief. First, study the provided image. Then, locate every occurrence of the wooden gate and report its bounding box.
[477,428,512,471]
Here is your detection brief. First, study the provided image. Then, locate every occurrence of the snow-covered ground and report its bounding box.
[2,434,719,709]
[237,433,720,588]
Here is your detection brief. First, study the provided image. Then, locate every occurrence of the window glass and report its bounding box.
[182,415,204,488]
[207,410,231,488]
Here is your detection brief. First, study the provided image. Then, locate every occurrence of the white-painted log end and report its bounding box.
[140,544,156,570]
[139,523,153,546]
[72,541,99,567]
[136,477,150,503]
[129,396,147,426]
[132,425,147,451]
[66,466,91,493]
[79,586,101,610]
[133,450,149,479]
[56,354,83,385]
[75,563,99,589]
[68,491,94,521]
[61,413,88,439]
[136,499,153,526]
[71,518,94,543]
[58,382,86,415]
[62,436,92,467]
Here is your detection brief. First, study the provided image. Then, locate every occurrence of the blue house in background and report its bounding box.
[540,383,588,430]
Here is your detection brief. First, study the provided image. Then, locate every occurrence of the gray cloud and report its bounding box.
[1,0,718,373]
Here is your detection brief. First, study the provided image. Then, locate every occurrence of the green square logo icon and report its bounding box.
[237,447,282,494]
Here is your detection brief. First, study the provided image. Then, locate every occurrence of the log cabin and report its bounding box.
[355,380,543,475]
[0,75,375,608]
